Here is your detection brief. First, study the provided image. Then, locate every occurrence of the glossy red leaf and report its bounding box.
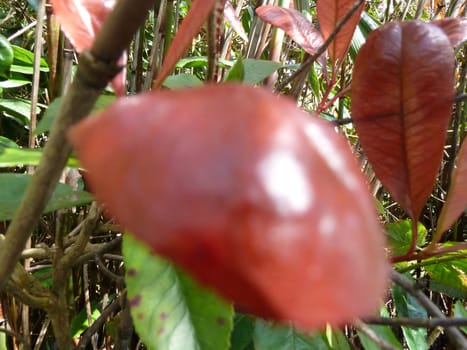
[351,21,454,219]
[69,84,388,330]
[432,18,467,48]
[256,6,325,57]
[50,0,125,95]
[316,0,364,65]
[436,138,467,239]
[153,0,218,88]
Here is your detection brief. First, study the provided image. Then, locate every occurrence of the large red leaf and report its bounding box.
[436,138,467,239]
[351,21,454,219]
[432,18,467,48]
[256,6,325,57]
[50,0,125,95]
[69,84,388,330]
[316,0,364,66]
[153,0,218,88]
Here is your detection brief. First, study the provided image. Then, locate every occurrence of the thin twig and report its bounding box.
[76,297,122,350]
[364,316,467,328]
[396,252,467,274]
[391,271,467,349]
[95,254,124,283]
[274,0,365,93]
[7,21,37,41]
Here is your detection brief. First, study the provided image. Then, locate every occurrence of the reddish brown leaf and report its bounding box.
[256,6,325,57]
[316,0,364,66]
[351,21,455,219]
[224,0,248,42]
[69,84,388,330]
[436,138,467,239]
[50,0,125,95]
[50,0,115,52]
[432,17,467,48]
[153,0,218,88]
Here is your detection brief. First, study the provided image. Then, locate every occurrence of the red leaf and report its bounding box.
[436,138,467,239]
[351,21,454,219]
[432,17,467,48]
[153,0,218,88]
[50,0,125,95]
[256,6,325,57]
[224,0,248,42]
[50,0,115,52]
[316,0,364,65]
[69,84,388,330]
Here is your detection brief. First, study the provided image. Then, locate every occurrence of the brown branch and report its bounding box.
[274,0,365,93]
[391,271,467,349]
[0,0,155,291]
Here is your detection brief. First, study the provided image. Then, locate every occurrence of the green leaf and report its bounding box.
[242,59,282,85]
[32,266,53,288]
[0,146,80,167]
[176,56,209,68]
[123,234,234,350]
[0,173,93,220]
[176,57,233,69]
[11,45,49,72]
[70,303,101,338]
[225,58,245,82]
[0,136,19,148]
[230,314,255,350]
[34,97,62,134]
[35,95,116,135]
[349,12,380,60]
[392,282,427,350]
[324,326,350,350]
[253,320,330,350]
[0,79,31,88]
[453,300,467,334]
[163,74,203,89]
[0,98,40,126]
[358,307,402,350]
[425,253,467,298]
[10,64,37,74]
[387,220,427,256]
[0,34,13,80]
